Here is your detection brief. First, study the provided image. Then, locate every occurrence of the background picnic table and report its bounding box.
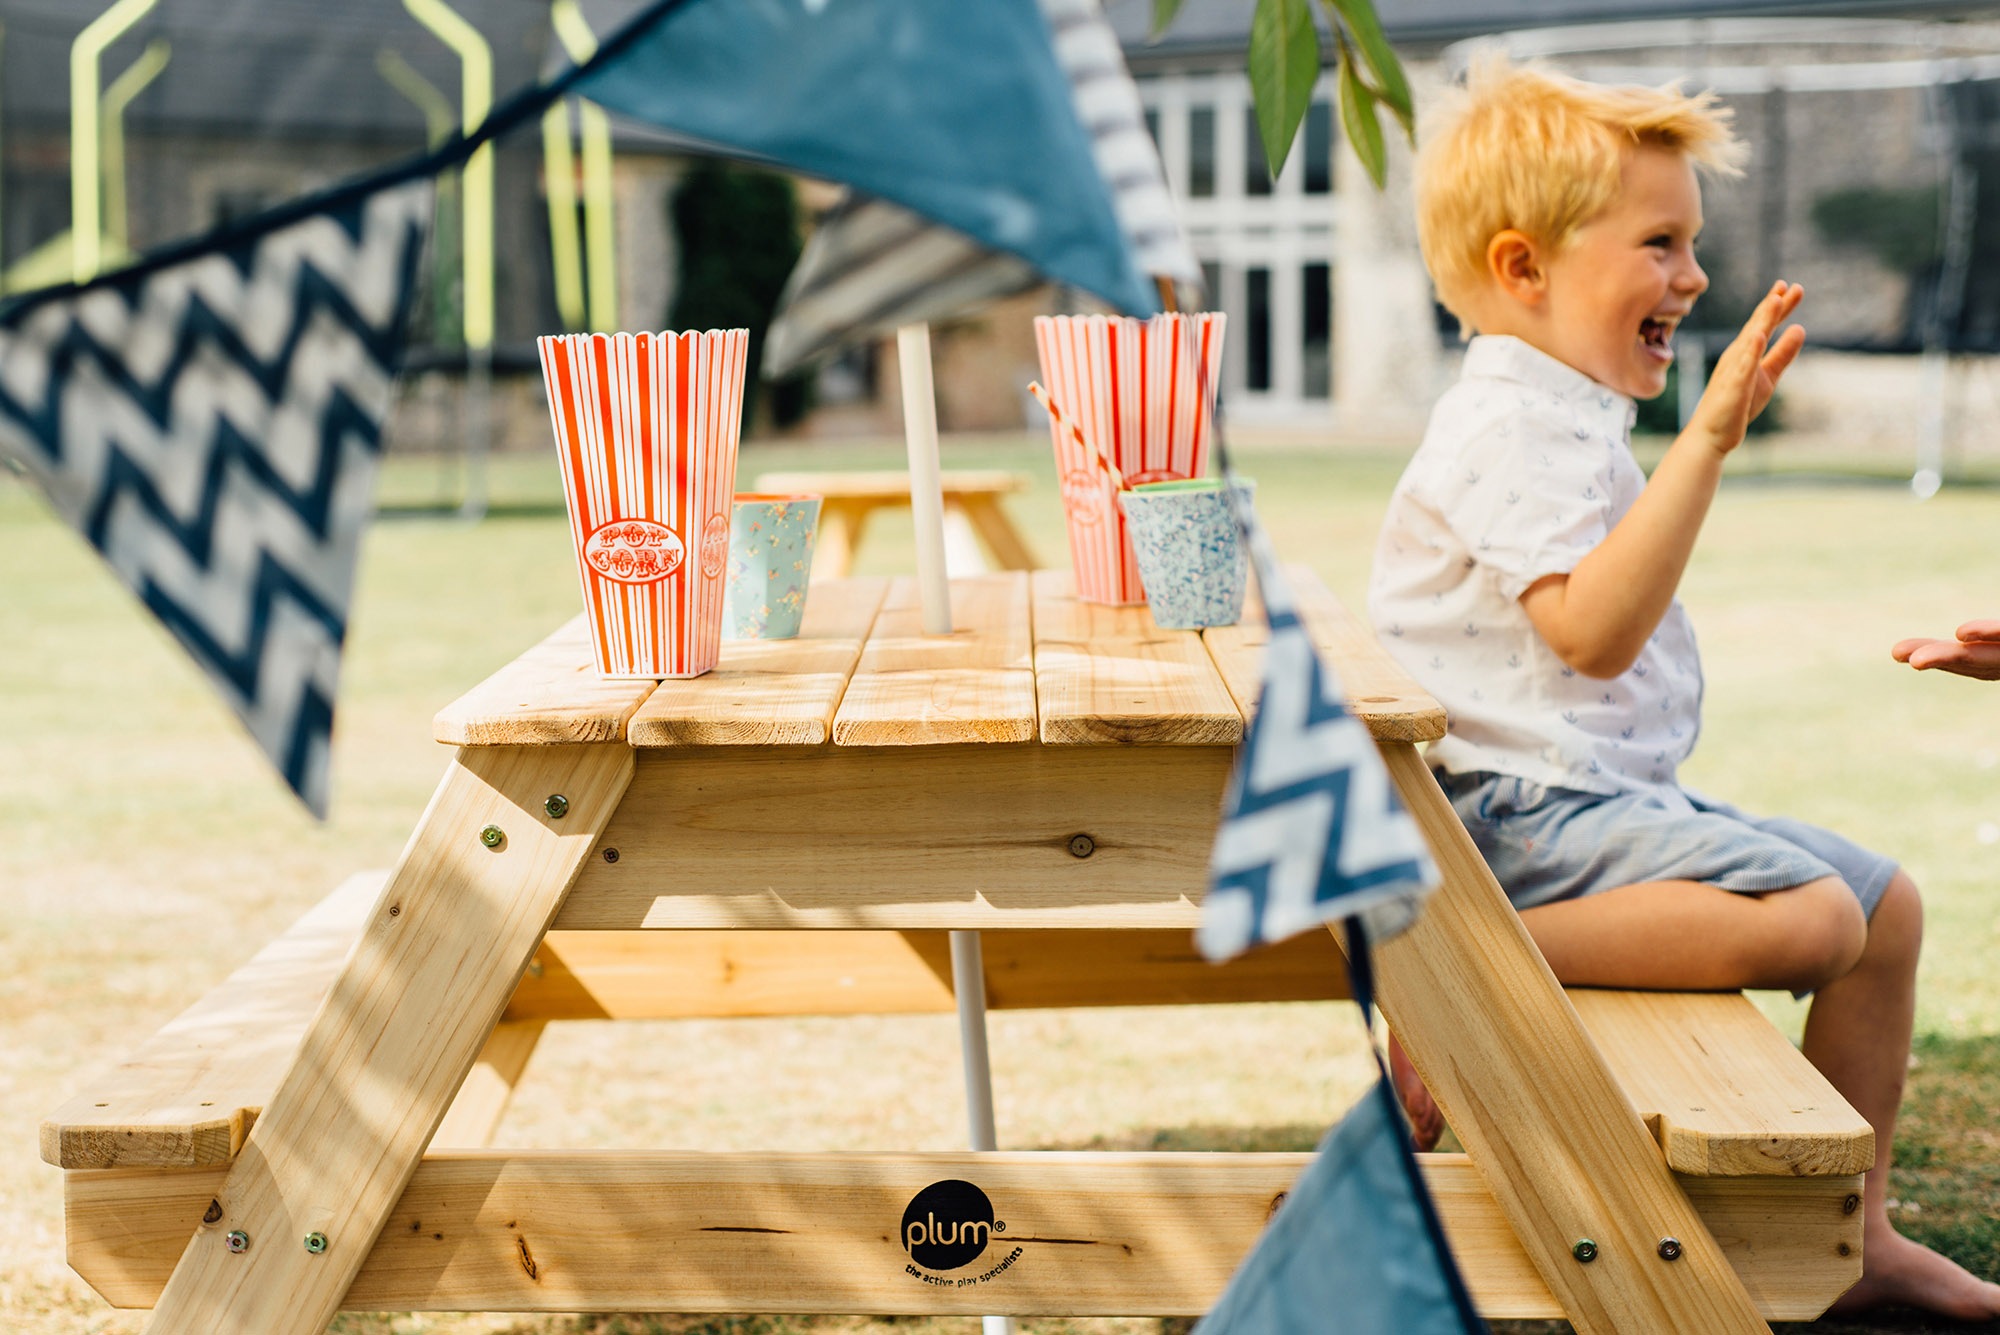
[3,432,1998,1335]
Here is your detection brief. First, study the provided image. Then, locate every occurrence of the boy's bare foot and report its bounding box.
[1828,1226,2000,1322]
[1387,1033,1444,1151]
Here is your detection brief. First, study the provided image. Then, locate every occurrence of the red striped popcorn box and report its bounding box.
[539,328,749,678]
[1033,312,1226,605]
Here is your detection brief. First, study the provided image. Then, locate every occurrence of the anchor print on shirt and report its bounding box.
[1506,653,1523,668]
[1463,623,1481,638]
[1506,490,1522,505]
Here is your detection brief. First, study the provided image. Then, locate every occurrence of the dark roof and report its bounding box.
[1110,0,2000,62]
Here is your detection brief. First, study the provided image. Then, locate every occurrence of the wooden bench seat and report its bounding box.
[43,872,1872,1183]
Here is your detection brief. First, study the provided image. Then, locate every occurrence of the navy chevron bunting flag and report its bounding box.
[0,182,432,817]
[1199,513,1439,961]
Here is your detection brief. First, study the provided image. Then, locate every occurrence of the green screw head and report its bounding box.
[479,824,505,849]
[304,1231,329,1254]
[1572,1239,1599,1264]
[545,793,570,819]
[225,1230,250,1254]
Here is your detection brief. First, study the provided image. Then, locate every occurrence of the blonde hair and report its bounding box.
[1416,53,1746,326]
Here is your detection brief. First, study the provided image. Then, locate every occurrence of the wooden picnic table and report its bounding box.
[753,468,1036,575]
[45,571,1872,1333]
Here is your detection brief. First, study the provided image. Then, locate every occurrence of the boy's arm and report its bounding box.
[1893,621,2000,681]
[1519,282,1805,678]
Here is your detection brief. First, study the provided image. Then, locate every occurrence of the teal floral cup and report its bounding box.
[722,494,821,639]
[1116,478,1255,630]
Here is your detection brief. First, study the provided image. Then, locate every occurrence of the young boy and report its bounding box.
[1370,57,2000,1322]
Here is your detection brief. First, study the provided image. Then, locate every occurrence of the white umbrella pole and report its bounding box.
[950,930,1013,1335]
[901,323,1007,1330]
[896,322,953,634]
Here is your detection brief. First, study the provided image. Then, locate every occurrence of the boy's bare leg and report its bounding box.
[1809,873,2000,1320]
[1387,1033,1445,1150]
[1434,871,2000,1322]
[1387,875,1863,1151]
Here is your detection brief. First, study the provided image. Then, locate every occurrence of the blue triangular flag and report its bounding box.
[1194,1076,1486,1334]
[573,0,1162,317]
[1200,511,1439,959]
[0,182,432,816]
[762,0,1199,375]
[1196,922,1486,1334]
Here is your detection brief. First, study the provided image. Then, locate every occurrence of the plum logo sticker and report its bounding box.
[584,519,684,584]
[900,1180,1021,1286]
[699,513,730,579]
[1061,469,1106,524]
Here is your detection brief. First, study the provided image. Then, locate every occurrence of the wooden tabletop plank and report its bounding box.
[1202,566,1447,744]
[1031,570,1243,746]
[432,617,659,746]
[628,578,888,747]
[831,573,1036,745]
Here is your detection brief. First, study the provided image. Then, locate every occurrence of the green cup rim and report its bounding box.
[1124,477,1253,495]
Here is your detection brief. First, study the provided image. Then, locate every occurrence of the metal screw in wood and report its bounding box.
[1657,1237,1682,1261]
[224,1230,249,1254]
[480,825,505,849]
[304,1232,328,1254]
[545,794,570,819]
[1572,1239,1598,1263]
[1067,833,1095,858]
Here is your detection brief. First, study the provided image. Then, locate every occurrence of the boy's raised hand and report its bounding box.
[1683,281,1805,457]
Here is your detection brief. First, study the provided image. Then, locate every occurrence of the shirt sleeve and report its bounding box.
[1433,408,1617,601]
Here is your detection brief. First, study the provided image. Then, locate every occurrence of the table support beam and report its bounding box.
[144,743,633,1335]
[1367,743,1770,1335]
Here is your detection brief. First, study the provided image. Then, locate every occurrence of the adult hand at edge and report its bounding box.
[1893,621,2000,680]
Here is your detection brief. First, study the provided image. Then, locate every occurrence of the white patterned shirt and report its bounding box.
[1367,335,1703,800]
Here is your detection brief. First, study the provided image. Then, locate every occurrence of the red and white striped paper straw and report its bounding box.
[1033,312,1226,604]
[539,328,749,678]
[1027,381,1124,490]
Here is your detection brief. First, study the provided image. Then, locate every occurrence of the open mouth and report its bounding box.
[1639,316,1678,362]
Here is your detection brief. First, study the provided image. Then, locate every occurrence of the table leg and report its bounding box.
[958,496,1037,571]
[145,743,633,1334]
[1365,743,1768,1335]
[813,499,866,579]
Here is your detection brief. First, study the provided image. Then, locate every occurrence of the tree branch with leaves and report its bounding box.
[1152,0,1414,188]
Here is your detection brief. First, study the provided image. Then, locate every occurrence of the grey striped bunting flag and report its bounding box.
[0,181,432,817]
[1199,509,1440,961]
[762,0,1197,377]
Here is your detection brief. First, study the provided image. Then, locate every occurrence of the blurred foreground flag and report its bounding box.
[761,0,1200,375]
[575,0,1170,327]
[1199,516,1439,961]
[0,182,431,817]
[1193,1075,1485,1334]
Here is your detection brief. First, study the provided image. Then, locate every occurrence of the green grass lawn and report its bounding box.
[3,433,1998,1334]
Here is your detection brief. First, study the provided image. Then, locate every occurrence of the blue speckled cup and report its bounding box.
[722,494,821,639]
[1116,479,1255,630]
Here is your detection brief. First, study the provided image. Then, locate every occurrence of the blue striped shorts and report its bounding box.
[1435,770,1898,921]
